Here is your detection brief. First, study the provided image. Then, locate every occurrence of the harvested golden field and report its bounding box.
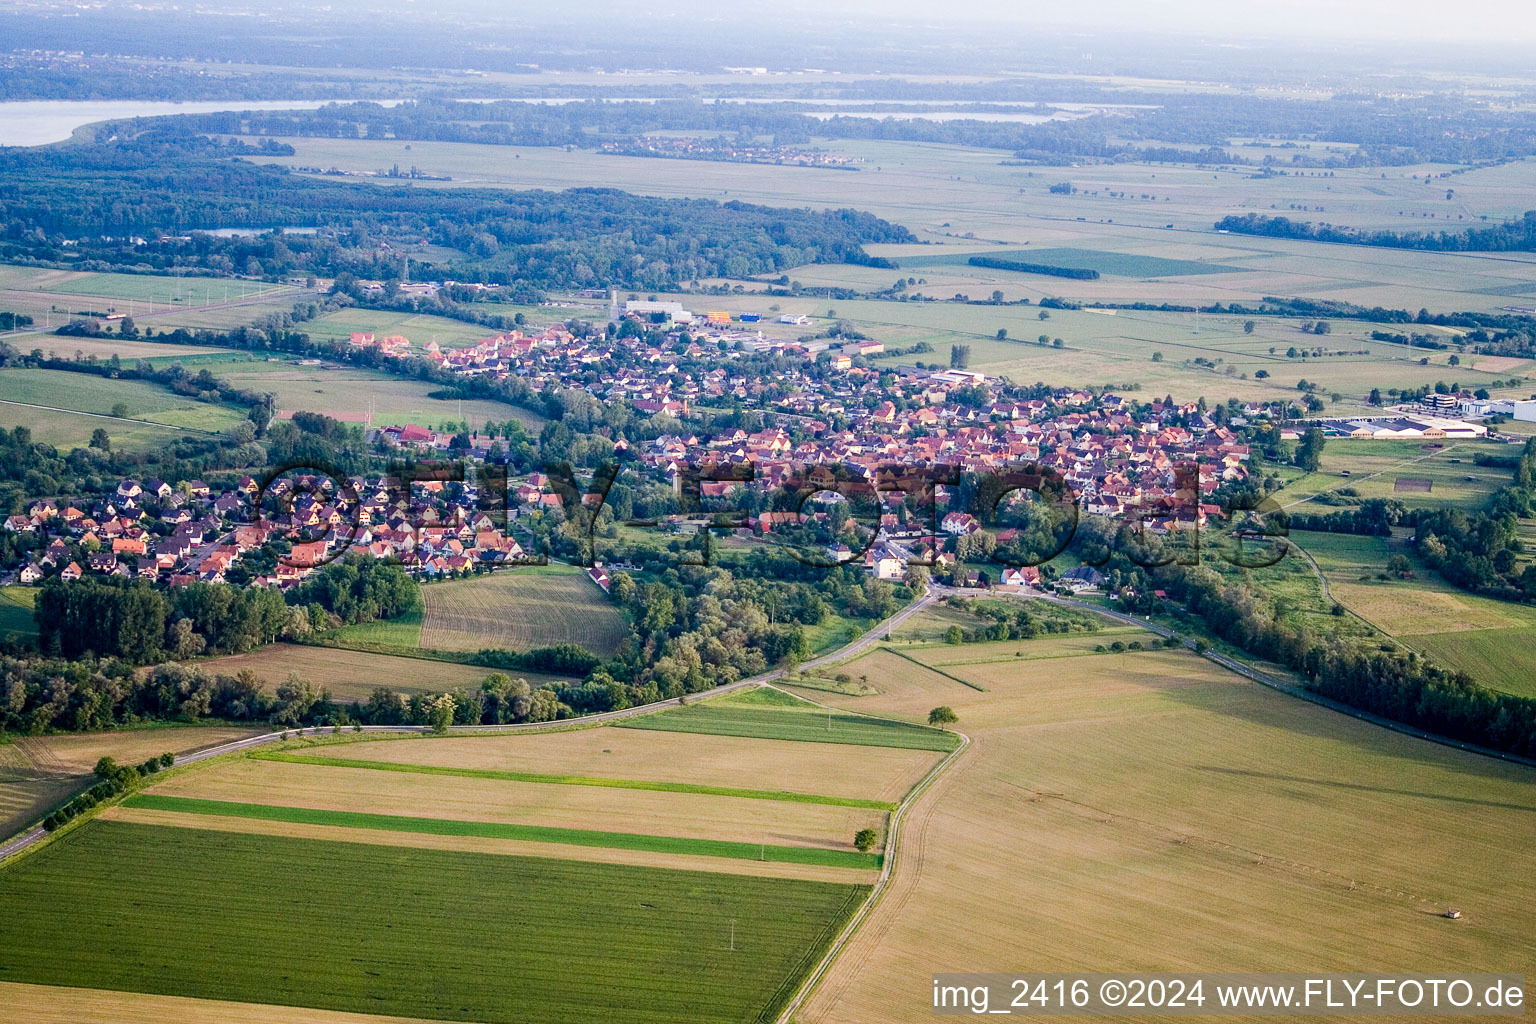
[310,726,940,804]
[0,982,453,1024]
[146,757,885,853]
[1328,581,1536,637]
[104,806,880,885]
[418,567,630,656]
[0,725,260,838]
[192,644,568,700]
[796,648,1536,1023]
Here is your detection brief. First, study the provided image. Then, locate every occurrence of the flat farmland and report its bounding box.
[0,264,303,351]
[138,756,887,855]
[302,725,941,804]
[1276,438,1515,514]
[907,629,1148,666]
[418,565,629,656]
[1292,529,1536,697]
[252,137,1536,313]
[647,289,1510,408]
[212,362,543,429]
[0,724,261,840]
[0,982,453,1024]
[0,366,247,449]
[301,308,495,349]
[619,687,960,751]
[0,821,868,1024]
[190,643,569,701]
[793,646,1536,1024]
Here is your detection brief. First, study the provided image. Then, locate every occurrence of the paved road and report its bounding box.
[797,588,937,672]
[0,588,938,864]
[939,584,1536,770]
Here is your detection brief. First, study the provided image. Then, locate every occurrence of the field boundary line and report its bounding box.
[121,794,883,870]
[878,646,988,691]
[1019,589,1536,771]
[2,593,938,865]
[250,752,897,810]
[772,723,971,1024]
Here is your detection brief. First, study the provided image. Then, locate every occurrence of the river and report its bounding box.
[0,99,396,148]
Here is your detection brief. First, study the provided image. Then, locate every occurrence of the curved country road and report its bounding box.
[0,588,939,864]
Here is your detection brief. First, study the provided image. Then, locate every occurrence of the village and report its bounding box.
[0,297,1278,597]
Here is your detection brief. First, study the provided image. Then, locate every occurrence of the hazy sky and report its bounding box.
[584,0,1536,44]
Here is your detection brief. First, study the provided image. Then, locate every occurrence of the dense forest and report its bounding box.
[94,91,1536,168]
[0,133,912,290]
[33,557,420,663]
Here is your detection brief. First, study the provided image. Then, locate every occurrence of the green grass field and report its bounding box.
[895,246,1248,277]
[213,361,543,429]
[301,307,497,349]
[619,689,960,752]
[0,820,868,1024]
[0,586,37,637]
[251,751,898,810]
[123,793,881,869]
[1276,438,1515,515]
[1289,528,1536,698]
[0,367,247,450]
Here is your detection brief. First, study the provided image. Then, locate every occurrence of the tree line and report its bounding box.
[0,133,913,292]
[1215,211,1536,254]
[33,557,419,663]
[1415,438,1536,602]
[1068,517,1536,758]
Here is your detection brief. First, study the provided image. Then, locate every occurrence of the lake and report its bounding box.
[0,99,398,148]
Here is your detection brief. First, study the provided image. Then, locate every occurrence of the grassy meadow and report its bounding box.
[1291,529,1536,698]
[0,366,247,450]
[191,643,573,701]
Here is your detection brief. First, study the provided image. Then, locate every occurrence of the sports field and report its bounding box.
[0,821,867,1024]
[788,645,1536,1023]
[1276,438,1515,516]
[416,565,630,656]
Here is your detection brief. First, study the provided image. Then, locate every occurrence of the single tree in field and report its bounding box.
[854,828,879,853]
[1243,320,1256,334]
[929,706,958,729]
